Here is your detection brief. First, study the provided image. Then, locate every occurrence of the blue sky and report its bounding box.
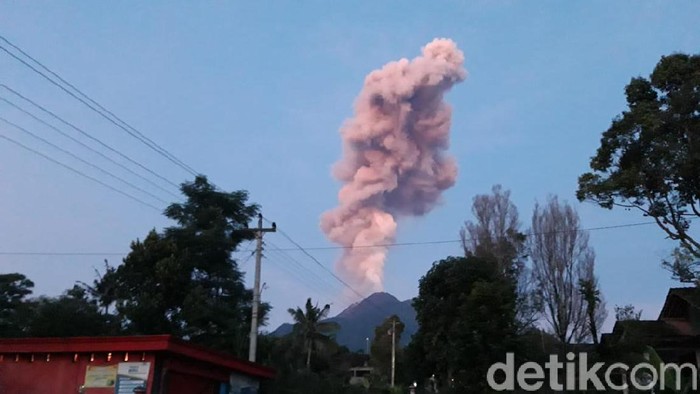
[0,2,698,333]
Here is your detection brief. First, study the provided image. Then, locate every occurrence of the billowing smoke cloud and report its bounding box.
[321,38,466,295]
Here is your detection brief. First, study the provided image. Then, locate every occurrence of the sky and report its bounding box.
[0,1,698,334]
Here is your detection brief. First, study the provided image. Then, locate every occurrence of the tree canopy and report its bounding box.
[369,315,404,384]
[529,196,605,345]
[0,273,34,337]
[287,298,340,370]
[412,255,519,392]
[25,286,115,337]
[97,175,265,355]
[0,274,114,338]
[577,53,700,282]
[460,185,539,332]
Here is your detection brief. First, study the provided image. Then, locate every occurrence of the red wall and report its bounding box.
[165,371,219,394]
[0,352,156,394]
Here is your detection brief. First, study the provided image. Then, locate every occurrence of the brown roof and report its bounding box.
[659,287,700,320]
[612,320,682,338]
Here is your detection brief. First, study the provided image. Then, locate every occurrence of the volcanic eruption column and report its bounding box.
[320,38,467,295]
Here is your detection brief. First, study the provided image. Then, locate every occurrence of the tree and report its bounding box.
[99,176,264,355]
[577,53,700,283]
[0,274,116,338]
[579,278,607,345]
[460,185,540,332]
[78,260,118,315]
[163,176,263,350]
[529,196,603,345]
[412,255,518,392]
[287,298,340,370]
[370,315,405,384]
[25,286,115,337]
[104,230,183,335]
[615,304,643,321]
[461,185,525,269]
[0,273,34,337]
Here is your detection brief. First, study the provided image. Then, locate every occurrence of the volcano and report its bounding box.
[271,292,418,352]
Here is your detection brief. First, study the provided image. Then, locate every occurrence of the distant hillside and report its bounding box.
[271,292,417,352]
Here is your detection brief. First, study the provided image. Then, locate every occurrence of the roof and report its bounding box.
[612,320,683,338]
[601,287,700,351]
[659,287,700,320]
[0,335,275,379]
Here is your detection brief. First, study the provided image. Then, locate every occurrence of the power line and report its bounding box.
[0,218,693,257]
[257,216,698,318]
[268,219,679,251]
[0,132,161,211]
[0,92,180,199]
[260,217,396,319]
[0,35,199,177]
[265,239,353,302]
[235,240,256,266]
[0,252,127,256]
[262,244,353,310]
[263,217,366,300]
[0,84,182,191]
[263,250,339,303]
[0,115,168,204]
[266,240,341,291]
[240,250,255,266]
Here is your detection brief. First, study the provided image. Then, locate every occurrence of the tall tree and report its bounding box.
[577,53,700,283]
[100,176,264,355]
[460,185,539,331]
[0,273,34,337]
[413,255,518,392]
[287,298,340,370]
[461,185,525,269]
[370,315,404,383]
[579,278,607,345]
[529,196,603,345]
[106,230,184,335]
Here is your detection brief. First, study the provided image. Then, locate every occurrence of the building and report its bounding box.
[601,287,700,366]
[348,365,373,388]
[0,335,275,394]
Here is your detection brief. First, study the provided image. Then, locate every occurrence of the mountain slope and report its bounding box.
[271,292,417,352]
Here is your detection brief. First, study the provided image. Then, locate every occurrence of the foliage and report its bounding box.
[287,298,340,370]
[530,196,603,345]
[78,260,118,315]
[460,185,540,332]
[369,315,404,384]
[579,278,607,345]
[0,176,263,355]
[0,273,34,337]
[25,286,116,337]
[0,275,115,338]
[261,329,371,393]
[96,175,265,355]
[645,346,695,393]
[577,53,700,283]
[412,255,519,392]
[614,304,642,321]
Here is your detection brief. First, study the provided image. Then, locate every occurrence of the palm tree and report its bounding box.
[287,298,340,370]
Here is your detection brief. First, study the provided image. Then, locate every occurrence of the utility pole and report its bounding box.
[237,214,275,363]
[390,318,396,388]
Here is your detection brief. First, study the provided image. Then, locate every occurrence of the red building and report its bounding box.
[0,335,274,394]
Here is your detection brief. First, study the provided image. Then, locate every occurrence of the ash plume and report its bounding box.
[320,38,467,295]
